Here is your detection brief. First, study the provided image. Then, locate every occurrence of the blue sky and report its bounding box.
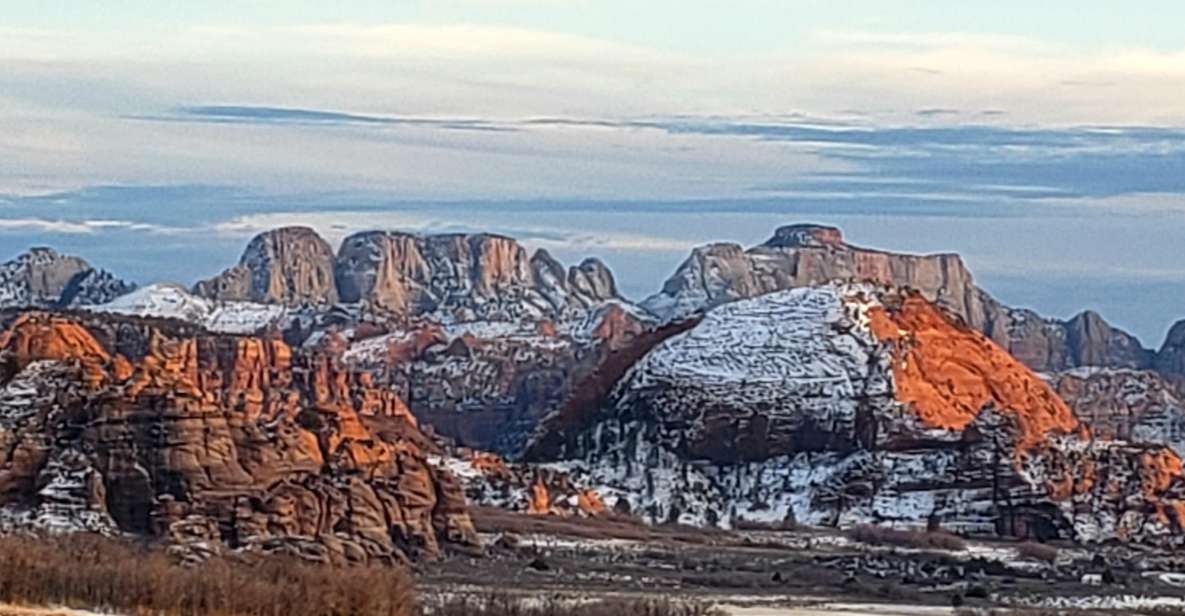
[2,2,1185,344]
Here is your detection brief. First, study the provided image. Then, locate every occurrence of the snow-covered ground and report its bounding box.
[87,284,286,334]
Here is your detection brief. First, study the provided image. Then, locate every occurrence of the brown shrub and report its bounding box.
[1014,541,1059,563]
[845,524,968,552]
[0,533,415,616]
[732,519,800,532]
[471,506,728,545]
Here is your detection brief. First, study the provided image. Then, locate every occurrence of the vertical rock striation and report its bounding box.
[195,227,339,306]
[0,311,476,563]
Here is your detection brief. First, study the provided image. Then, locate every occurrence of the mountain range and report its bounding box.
[2,223,1185,562]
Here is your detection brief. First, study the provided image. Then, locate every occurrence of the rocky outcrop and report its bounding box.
[344,303,653,457]
[643,224,1151,373]
[0,248,134,309]
[334,231,621,320]
[868,294,1078,447]
[195,227,338,306]
[1048,368,1185,458]
[526,285,1185,545]
[0,311,476,563]
[1156,320,1185,390]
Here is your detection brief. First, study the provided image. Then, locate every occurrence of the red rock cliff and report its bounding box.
[0,311,475,564]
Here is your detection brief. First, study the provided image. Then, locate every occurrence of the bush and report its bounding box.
[1014,541,1059,563]
[732,518,800,532]
[845,525,968,552]
[0,533,415,616]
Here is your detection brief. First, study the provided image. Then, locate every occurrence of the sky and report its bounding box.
[2,1,1185,345]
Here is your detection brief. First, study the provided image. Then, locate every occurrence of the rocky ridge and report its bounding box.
[335,231,620,321]
[643,224,1152,374]
[194,227,622,322]
[0,248,135,309]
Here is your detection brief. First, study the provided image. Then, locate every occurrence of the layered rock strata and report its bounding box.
[0,311,476,563]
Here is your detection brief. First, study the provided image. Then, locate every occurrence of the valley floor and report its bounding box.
[420,508,1185,615]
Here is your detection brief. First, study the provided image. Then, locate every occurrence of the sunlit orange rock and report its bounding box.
[0,310,476,563]
[868,295,1078,447]
[527,477,551,515]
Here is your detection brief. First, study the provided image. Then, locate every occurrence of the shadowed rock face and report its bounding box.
[643,224,1151,373]
[528,285,1185,546]
[344,302,654,457]
[0,248,135,309]
[195,227,339,306]
[0,311,475,564]
[1156,320,1185,389]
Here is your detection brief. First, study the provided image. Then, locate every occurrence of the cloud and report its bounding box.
[0,217,173,235]
[155,106,512,132]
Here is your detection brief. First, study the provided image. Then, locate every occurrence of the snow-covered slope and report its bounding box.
[520,284,1185,547]
[89,283,286,334]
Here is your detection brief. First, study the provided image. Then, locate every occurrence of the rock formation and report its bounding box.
[0,310,476,563]
[195,227,338,306]
[334,231,620,320]
[1048,367,1185,458]
[1156,320,1185,390]
[0,248,135,309]
[524,284,1185,545]
[344,303,654,456]
[642,224,1151,373]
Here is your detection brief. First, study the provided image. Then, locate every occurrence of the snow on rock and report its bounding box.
[0,361,119,535]
[0,247,134,309]
[88,283,286,334]
[522,284,1185,547]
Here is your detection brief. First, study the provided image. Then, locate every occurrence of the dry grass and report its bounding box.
[424,594,725,616]
[0,533,415,616]
[1013,541,1059,563]
[845,524,968,552]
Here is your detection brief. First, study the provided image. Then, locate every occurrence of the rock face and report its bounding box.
[343,303,653,456]
[334,231,620,320]
[642,224,1151,373]
[526,285,1185,545]
[1048,368,1185,458]
[195,227,339,306]
[0,248,135,309]
[0,311,476,563]
[1156,320,1185,390]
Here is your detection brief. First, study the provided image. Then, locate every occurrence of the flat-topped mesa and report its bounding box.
[334,230,621,319]
[763,223,846,249]
[643,224,981,326]
[0,247,135,309]
[194,226,338,306]
[643,222,1152,374]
